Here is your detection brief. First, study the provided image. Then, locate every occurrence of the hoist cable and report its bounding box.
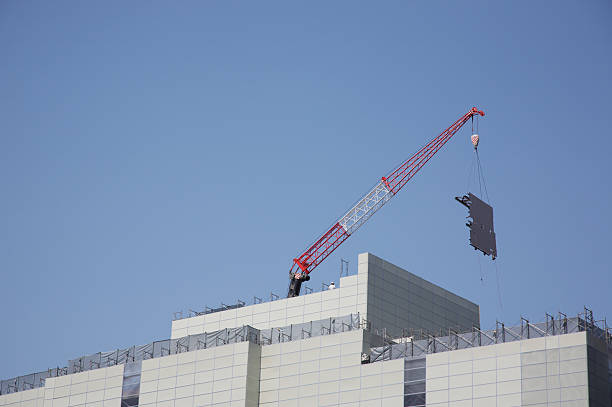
[494,259,504,313]
[475,149,490,203]
[477,251,484,284]
[476,151,483,198]
[465,154,476,192]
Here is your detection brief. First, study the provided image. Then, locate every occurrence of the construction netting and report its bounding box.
[370,316,610,362]
[66,325,261,375]
[1,314,360,395]
[259,314,361,345]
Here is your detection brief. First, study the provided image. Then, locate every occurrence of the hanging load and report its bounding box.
[455,192,497,260]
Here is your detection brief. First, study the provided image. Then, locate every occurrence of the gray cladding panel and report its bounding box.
[467,193,497,259]
[364,254,480,337]
[468,193,494,231]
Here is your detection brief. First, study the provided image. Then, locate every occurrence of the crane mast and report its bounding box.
[287,107,485,297]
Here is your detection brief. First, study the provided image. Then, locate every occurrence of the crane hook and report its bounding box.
[471,114,479,150]
[471,134,479,149]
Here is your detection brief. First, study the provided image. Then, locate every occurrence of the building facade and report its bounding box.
[1,253,610,407]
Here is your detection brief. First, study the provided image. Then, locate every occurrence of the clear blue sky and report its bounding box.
[1,1,611,379]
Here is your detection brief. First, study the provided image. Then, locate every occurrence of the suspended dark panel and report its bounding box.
[455,192,497,259]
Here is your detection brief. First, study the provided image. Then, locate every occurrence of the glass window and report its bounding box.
[404,392,425,406]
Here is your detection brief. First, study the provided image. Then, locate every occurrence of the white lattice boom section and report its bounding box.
[338,181,392,235]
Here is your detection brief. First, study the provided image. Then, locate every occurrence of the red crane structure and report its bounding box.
[287,107,485,297]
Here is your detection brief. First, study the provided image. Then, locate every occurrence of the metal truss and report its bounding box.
[290,107,485,279]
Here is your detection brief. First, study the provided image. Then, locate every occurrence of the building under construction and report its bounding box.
[2,109,611,406]
[1,253,611,407]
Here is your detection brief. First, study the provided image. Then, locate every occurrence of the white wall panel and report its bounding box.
[425,330,592,407]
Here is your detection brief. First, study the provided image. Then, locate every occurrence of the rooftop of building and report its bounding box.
[2,253,609,398]
[2,307,610,396]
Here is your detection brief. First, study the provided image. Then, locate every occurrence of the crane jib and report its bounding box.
[288,107,485,297]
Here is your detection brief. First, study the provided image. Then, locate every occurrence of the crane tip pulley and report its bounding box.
[470,107,485,117]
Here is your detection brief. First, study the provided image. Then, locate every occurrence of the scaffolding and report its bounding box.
[0,314,361,395]
[369,309,611,362]
[2,306,609,396]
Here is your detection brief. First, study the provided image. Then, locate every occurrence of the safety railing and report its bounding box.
[1,313,361,395]
[369,310,611,363]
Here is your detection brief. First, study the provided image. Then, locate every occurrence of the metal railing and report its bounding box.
[0,313,361,395]
[370,310,611,363]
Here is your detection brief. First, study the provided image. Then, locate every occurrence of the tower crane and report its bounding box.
[287,107,485,297]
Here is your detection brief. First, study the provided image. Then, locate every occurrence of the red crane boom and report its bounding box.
[287,107,485,297]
